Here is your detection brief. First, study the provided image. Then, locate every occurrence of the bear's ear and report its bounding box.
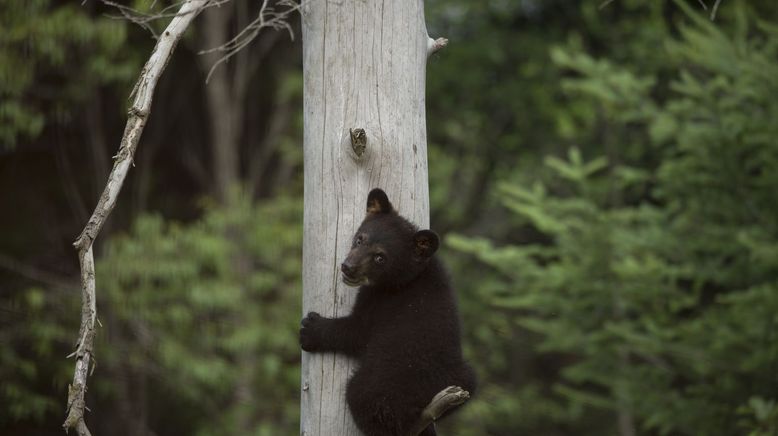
[414,230,439,258]
[366,188,394,215]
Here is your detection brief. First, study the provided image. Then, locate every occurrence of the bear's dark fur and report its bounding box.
[300,188,476,436]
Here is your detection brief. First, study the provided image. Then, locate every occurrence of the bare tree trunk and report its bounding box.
[300,1,440,434]
[199,4,242,203]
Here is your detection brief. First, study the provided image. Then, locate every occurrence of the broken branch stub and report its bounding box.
[350,127,367,157]
[410,385,470,436]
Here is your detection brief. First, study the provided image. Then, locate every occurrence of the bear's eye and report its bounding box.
[374,254,385,264]
[355,236,363,246]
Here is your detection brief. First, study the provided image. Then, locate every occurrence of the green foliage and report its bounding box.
[449,6,778,436]
[0,0,137,148]
[424,0,675,232]
[98,193,303,435]
[1,194,303,434]
[3,1,778,435]
[0,286,71,424]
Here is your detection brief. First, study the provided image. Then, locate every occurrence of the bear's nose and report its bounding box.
[341,262,356,277]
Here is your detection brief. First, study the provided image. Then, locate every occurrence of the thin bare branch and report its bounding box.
[710,0,723,20]
[64,1,211,434]
[94,0,302,82]
[598,0,722,20]
[96,0,229,37]
[599,0,617,10]
[199,0,303,84]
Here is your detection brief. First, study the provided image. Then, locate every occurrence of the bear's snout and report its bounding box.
[341,261,357,278]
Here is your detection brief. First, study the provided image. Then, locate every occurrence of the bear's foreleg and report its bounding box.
[299,311,367,356]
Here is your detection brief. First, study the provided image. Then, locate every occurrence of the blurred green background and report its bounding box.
[2,0,777,435]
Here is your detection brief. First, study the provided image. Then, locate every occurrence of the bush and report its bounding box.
[449,5,778,435]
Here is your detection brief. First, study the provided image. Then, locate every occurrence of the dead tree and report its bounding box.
[299,1,457,434]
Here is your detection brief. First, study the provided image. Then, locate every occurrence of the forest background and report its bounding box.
[1,0,777,435]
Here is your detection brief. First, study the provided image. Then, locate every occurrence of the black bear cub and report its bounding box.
[300,188,476,436]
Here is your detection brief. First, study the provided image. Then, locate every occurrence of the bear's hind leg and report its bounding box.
[346,372,420,436]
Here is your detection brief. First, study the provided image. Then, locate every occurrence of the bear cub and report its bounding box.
[300,188,476,436]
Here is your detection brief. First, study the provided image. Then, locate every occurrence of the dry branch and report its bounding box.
[426,37,449,57]
[63,1,210,434]
[710,0,723,20]
[410,386,470,436]
[198,0,303,83]
[100,0,229,37]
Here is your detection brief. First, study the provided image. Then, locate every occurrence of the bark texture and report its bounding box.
[300,0,435,434]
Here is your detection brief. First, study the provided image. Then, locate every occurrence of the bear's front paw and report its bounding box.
[300,311,324,352]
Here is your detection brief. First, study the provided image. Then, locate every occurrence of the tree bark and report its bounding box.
[300,0,438,434]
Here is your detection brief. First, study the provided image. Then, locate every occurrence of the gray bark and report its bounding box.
[300,0,437,434]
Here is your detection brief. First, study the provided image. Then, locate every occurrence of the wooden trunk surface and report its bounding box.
[301,1,431,434]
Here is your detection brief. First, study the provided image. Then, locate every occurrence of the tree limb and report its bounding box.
[426,37,448,57]
[198,0,303,83]
[710,0,723,20]
[63,1,210,434]
[99,0,230,38]
[410,386,470,436]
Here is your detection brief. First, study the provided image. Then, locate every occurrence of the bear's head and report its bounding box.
[340,188,439,289]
